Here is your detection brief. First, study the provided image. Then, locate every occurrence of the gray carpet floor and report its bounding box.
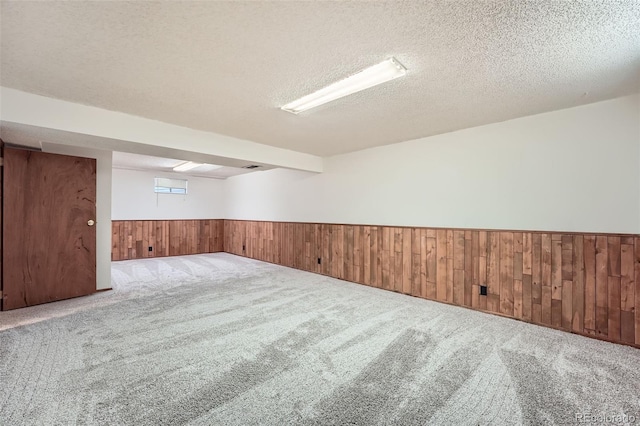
[1,253,639,426]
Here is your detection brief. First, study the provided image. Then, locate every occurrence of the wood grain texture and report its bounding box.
[3,148,96,310]
[453,230,465,304]
[531,233,542,323]
[584,235,597,333]
[0,141,3,310]
[436,230,447,302]
[113,219,223,260]
[541,234,552,325]
[635,239,640,346]
[371,227,379,288]
[621,243,634,312]
[478,232,488,311]
[499,232,514,316]
[402,228,412,294]
[487,232,499,312]
[425,232,437,299]
[572,236,585,332]
[170,219,640,348]
[464,231,473,307]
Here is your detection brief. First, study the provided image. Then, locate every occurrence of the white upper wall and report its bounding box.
[112,168,225,220]
[225,94,640,234]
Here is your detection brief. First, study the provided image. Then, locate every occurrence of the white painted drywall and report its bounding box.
[112,168,225,220]
[1,87,323,172]
[225,94,640,234]
[41,144,113,291]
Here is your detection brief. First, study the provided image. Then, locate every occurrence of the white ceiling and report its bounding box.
[112,151,254,179]
[1,1,639,157]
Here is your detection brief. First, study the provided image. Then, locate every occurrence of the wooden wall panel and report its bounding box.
[635,239,640,346]
[224,220,640,348]
[112,219,223,261]
[116,219,640,348]
[425,230,437,299]
[0,141,3,310]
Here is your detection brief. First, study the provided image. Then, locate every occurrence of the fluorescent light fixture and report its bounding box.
[281,57,407,114]
[173,161,202,172]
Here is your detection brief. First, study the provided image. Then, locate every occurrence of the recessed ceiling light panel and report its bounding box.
[281,57,407,114]
[173,161,202,172]
[173,161,223,172]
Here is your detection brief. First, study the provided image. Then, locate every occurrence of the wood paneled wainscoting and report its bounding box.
[224,220,640,348]
[112,219,223,261]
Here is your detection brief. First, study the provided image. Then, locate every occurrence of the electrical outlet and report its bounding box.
[148,246,153,252]
[318,258,321,265]
[242,245,246,251]
[480,285,487,296]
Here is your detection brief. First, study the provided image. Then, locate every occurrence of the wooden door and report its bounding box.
[2,148,96,310]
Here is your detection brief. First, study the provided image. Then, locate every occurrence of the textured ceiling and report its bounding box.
[1,1,639,157]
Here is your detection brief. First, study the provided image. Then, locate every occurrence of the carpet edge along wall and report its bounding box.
[112,219,640,349]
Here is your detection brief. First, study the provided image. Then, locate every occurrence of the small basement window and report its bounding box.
[154,177,188,194]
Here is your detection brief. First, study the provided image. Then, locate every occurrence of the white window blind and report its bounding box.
[154,178,188,194]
